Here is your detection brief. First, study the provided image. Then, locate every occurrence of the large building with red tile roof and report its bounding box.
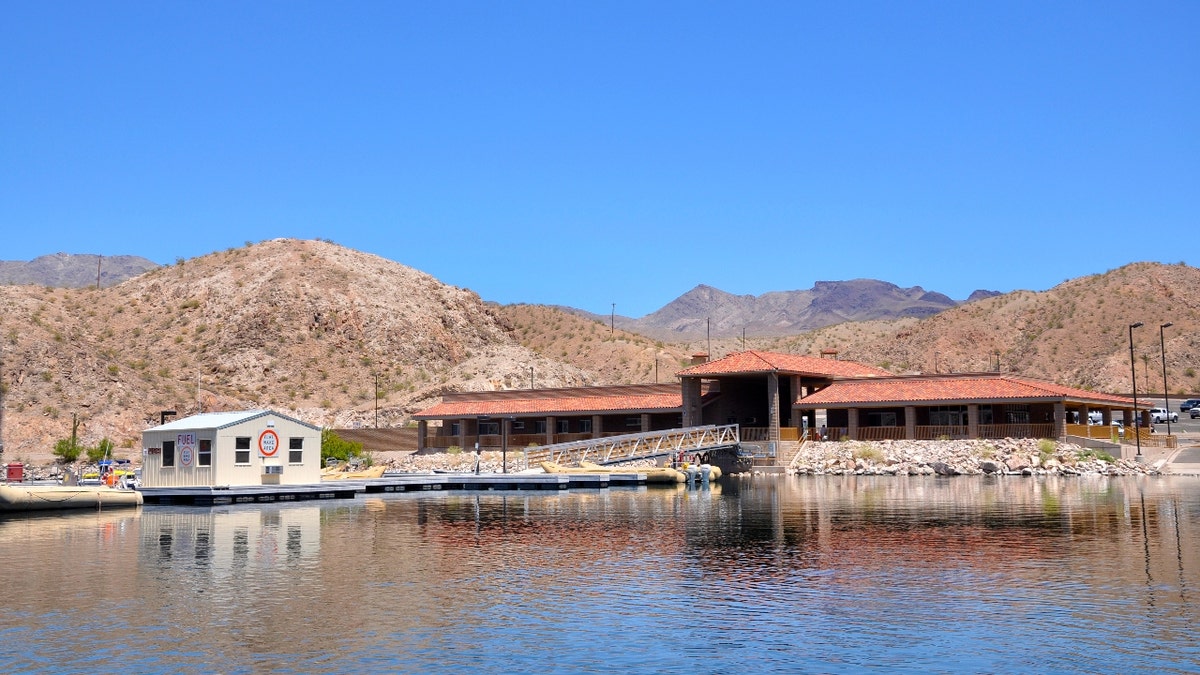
[412,383,718,452]
[412,350,1145,456]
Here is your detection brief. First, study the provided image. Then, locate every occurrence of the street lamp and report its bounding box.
[501,416,515,474]
[1161,322,1174,437]
[475,415,490,475]
[1129,322,1144,458]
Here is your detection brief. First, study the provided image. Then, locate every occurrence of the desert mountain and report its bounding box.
[604,280,991,340]
[770,262,1200,396]
[2,240,1196,465]
[0,253,159,287]
[0,239,603,463]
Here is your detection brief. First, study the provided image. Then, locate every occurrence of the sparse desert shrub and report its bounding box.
[852,445,885,463]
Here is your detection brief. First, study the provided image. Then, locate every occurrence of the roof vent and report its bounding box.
[691,352,709,365]
[821,348,839,360]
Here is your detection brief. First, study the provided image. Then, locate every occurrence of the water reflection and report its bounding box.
[1,477,1198,674]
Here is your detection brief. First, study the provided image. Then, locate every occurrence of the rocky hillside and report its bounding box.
[0,240,596,463]
[0,253,159,287]
[495,304,695,385]
[802,262,1200,394]
[613,280,987,339]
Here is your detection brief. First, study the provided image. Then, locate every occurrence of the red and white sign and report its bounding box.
[258,429,280,458]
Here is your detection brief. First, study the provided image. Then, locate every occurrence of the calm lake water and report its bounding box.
[2,475,1199,674]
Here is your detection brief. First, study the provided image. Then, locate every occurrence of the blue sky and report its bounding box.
[2,2,1196,318]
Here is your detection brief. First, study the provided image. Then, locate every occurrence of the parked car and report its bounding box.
[1149,408,1179,424]
[1180,399,1200,412]
[1192,407,1200,419]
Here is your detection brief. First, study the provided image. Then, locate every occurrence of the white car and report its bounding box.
[1149,408,1178,424]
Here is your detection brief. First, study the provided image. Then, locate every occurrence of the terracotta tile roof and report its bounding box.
[414,383,709,419]
[795,374,1138,408]
[676,350,892,379]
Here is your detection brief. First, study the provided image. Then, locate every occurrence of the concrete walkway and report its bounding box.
[1163,433,1200,475]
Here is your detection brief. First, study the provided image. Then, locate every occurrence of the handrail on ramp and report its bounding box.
[524,424,741,467]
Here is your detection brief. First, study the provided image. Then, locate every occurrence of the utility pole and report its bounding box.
[610,303,615,336]
[0,351,5,456]
[375,374,380,429]
[96,256,102,289]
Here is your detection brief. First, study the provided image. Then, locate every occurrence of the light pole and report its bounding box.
[374,374,380,429]
[611,303,615,336]
[501,416,515,474]
[1129,322,1144,458]
[529,366,534,390]
[475,415,489,475]
[1160,322,1174,437]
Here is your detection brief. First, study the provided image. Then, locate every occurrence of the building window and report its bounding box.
[1005,406,1030,424]
[512,420,525,431]
[929,406,967,426]
[867,412,897,427]
[162,440,175,467]
[450,422,461,436]
[579,419,592,433]
[557,420,570,433]
[534,420,547,434]
[480,422,499,435]
[235,436,251,464]
[198,439,212,467]
[625,416,641,427]
[289,437,303,464]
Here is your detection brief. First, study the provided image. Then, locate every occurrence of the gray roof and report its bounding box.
[148,410,320,432]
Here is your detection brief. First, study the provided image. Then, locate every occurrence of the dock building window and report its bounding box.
[198,439,212,467]
[289,437,304,464]
[162,440,175,467]
[235,437,251,464]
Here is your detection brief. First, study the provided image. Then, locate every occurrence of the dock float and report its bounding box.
[138,471,648,506]
[139,483,361,506]
[363,471,647,493]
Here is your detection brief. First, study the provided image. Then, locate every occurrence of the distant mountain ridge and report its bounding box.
[0,253,159,287]
[593,280,999,339]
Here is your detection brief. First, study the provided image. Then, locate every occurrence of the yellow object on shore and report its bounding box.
[544,460,688,484]
[0,484,143,512]
[321,465,386,480]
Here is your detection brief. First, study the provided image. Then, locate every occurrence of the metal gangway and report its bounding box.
[524,424,741,468]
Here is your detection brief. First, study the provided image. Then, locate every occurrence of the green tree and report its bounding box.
[321,429,364,465]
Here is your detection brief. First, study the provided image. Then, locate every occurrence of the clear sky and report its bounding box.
[2,2,1195,318]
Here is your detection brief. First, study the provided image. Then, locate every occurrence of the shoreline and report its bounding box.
[1,438,1184,482]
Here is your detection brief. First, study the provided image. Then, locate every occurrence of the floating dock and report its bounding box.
[137,471,649,506]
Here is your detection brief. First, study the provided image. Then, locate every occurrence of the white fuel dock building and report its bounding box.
[141,410,322,489]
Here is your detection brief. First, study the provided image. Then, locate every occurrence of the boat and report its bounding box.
[0,483,143,512]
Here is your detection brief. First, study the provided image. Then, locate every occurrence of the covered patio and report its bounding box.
[795,373,1155,445]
